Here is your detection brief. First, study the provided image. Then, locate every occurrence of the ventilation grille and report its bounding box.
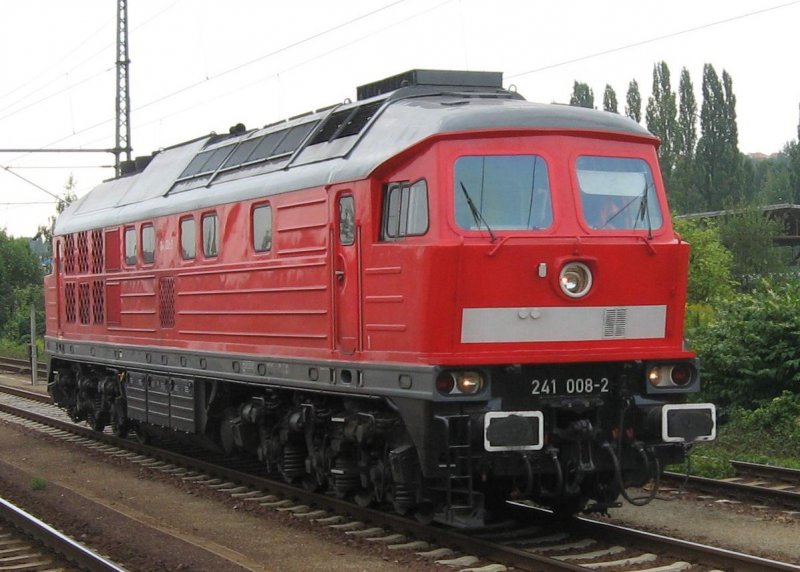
[78,283,91,325]
[77,231,89,274]
[65,282,76,323]
[92,280,105,324]
[159,277,176,328]
[64,235,75,275]
[603,308,628,339]
[91,230,104,274]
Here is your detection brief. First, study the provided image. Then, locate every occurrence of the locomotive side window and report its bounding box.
[141,224,156,264]
[180,217,196,260]
[454,155,552,231]
[382,179,429,239]
[202,213,219,257]
[577,156,663,231]
[338,196,355,245]
[253,205,273,252]
[124,227,137,266]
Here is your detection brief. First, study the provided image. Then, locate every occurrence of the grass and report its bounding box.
[670,406,800,478]
[0,339,31,361]
[30,477,46,491]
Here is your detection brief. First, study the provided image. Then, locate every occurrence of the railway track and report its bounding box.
[664,460,800,511]
[0,494,124,572]
[0,356,47,381]
[0,382,796,572]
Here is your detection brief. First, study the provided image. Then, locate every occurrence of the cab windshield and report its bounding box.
[577,156,663,231]
[454,155,552,231]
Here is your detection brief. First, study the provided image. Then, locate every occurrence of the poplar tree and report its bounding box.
[602,85,618,113]
[676,68,697,160]
[570,81,594,108]
[696,64,742,209]
[645,62,678,190]
[670,68,698,212]
[625,79,642,123]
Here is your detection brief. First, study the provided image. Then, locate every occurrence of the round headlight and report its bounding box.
[559,262,592,298]
[456,371,484,395]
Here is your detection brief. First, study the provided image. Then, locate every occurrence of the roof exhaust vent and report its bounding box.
[356,69,503,100]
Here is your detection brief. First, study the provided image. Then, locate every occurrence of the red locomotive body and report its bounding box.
[45,70,715,524]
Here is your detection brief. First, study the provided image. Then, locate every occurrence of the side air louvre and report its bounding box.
[357,69,503,100]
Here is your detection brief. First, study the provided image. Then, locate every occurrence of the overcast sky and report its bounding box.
[1,0,798,238]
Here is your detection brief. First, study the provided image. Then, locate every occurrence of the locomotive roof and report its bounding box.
[55,71,655,235]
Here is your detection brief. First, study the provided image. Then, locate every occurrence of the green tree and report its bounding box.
[570,81,594,108]
[695,64,742,210]
[3,285,44,341]
[645,62,678,190]
[602,84,618,113]
[670,68,699,213]
[786,141,800,203]
[37,175,78,260]
[675,68,697,160]
[673,217,734,305]
[625,79,642,123]
[716,204,785,278]
[0,229,44,343]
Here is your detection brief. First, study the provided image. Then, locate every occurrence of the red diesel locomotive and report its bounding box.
[45,70,716,525]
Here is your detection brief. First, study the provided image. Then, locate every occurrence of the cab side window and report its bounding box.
[382,179,428,240]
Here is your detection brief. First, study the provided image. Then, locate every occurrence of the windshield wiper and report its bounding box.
[633,182,654,240]
[459,181,496,242]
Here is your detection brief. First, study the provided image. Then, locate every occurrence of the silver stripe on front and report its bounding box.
[461,305,667,343]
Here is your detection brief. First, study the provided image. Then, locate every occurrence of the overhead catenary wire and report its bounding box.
[507,0,800,80]
[2,0,414,162]
[77,0,455,148]
[0,0,184,118]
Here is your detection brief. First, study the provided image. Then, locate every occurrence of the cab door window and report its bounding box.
[338,196,355,245]
[202,213,219,257]
[141,224,156,264]
[124,226,137,265]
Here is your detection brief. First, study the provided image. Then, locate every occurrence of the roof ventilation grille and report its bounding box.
[356,69,503,100]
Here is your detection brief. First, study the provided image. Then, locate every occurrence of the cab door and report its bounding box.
[333,192,360,355]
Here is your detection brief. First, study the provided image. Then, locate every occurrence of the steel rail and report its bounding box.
[570,514,800,572]
[0,356,47,379]
[0,383,51,403]
[0,396,582,572]
[1,388,798,571]
[663,471,800,510]
[0,495,126,572]
[731,460,800,484]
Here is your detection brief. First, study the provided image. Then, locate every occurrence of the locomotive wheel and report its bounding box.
[302,474,321,492]
[110,399,129,437]
[389,483,414,515]
[550,497,584,522]
[111,416,130,438]
[87,410,108,432]
[413,502,435,525]
[353,488,373,508]
[133,425,151,445]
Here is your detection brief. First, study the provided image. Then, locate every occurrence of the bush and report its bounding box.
[673,218,735,305]
[694,276,800,408]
